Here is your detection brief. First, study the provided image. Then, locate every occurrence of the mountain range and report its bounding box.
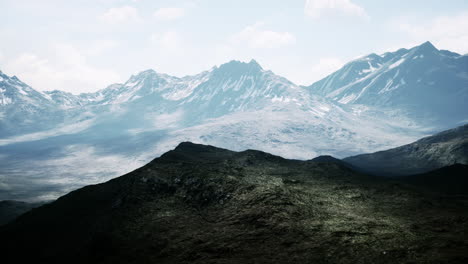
[0,41,467,201]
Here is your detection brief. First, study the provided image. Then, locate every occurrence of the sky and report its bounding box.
[1,0,467,94]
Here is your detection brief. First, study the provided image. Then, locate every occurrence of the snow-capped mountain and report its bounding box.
[307,41,468,128]
[1,42,467,201]
[168,60,307,124]
[0,70,66,137]
[37,59,311,129]
[44,59,301,119]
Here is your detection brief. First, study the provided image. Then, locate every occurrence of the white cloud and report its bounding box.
[99,6,140,24]
[150,31,184,53]
[85,39,119,56]
[231,23,296,49]
[36,144,148,189]
[390,12,468,54]
[154,7,186,21]
[149,110,184,129]
[304,0,368,19]
[4,44,122,94]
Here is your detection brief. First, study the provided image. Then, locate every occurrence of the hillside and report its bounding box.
[1,142,467,263]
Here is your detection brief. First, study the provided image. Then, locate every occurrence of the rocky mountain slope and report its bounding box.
[1,142,467,263]
[344,124,468,176]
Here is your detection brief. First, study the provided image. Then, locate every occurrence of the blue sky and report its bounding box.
[1,0,467,93]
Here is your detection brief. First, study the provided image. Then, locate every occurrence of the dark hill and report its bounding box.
[1,142,467,264]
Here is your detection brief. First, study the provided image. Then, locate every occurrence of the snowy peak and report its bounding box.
[0,70,68,137]
[0,71,51,106]
[191,59,296,101]
[307,41,468,127]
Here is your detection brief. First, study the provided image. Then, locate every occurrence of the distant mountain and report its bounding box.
[0,71,64,136]
[1,142,467,264]
[307,41,468,128]
[344,124,468,176]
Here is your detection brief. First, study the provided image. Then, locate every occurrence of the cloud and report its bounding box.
[99,6,141,24]
[389,11,468,54]
[304,0,368,19]
[85,39,119,56]
[150,31,184,53]
[39,144,145,184]
[154,7,186,21]
[146,110,185,130]
[4,44,122,93]
[231,23,296,49]
[0,119,95,146]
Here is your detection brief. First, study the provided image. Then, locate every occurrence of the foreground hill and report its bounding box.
[344,124,468,176]
[1,142,467,263]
